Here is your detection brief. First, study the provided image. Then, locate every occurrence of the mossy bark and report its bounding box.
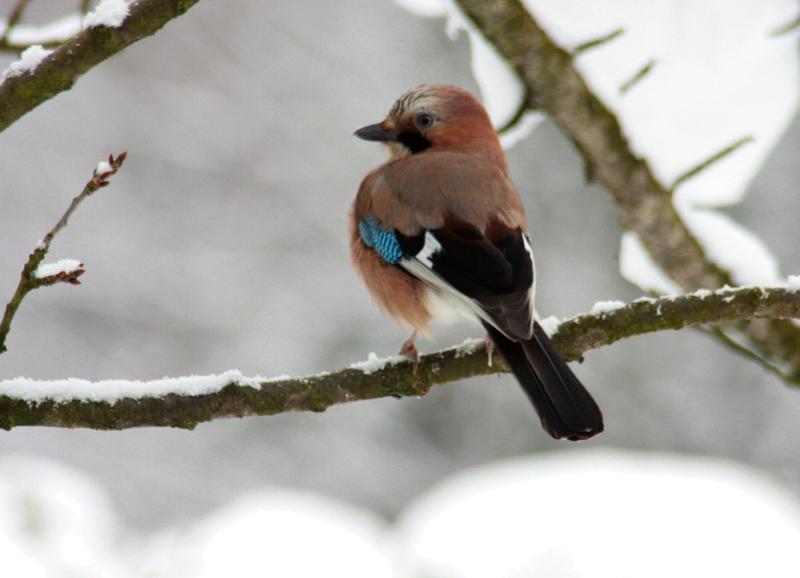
[454,0,800,380]
[2,287,798,430]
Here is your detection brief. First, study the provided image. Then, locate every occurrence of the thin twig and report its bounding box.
[1,285,800,430]
[619,58,657,94]
[0,152,126,354]
[573,28,624,55]
[81,0,92,15]
[670,136,754,191]
[770,14,800,37]
[0,0,32,45]
[497,88,533,134]
[700,325,794,382]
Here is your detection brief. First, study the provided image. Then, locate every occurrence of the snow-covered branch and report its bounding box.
[0,152,126,354]
[0,12,82,53]
[453,0,800,383]
[3,284,800,430]
[0,0,202,133]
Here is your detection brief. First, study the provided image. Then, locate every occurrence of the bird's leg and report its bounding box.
[485,334,495,367]
[399,330,419,363]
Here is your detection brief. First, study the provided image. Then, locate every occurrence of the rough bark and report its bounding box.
[2,286,798,430]
[454,0,800,381]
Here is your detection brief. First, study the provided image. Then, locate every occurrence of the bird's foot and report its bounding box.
[399,331,419,364]
[485,335,495,367]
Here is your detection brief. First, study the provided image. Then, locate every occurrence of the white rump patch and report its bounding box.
[425,287,481,326]
[417,231,442,267]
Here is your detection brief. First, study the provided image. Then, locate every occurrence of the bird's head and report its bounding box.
[355,84,506,170]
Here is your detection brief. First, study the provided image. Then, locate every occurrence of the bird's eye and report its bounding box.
[416,113,434,129]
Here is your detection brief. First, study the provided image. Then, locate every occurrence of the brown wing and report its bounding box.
[356,151,527,236]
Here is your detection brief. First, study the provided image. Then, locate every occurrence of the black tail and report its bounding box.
[484,321,603,441]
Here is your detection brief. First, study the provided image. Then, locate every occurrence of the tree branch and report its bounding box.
[0,152,126,354]
[618,58,656,94]
[0,0,33,47]
[670,136,753,191]
[453,0,800,381]
[0,13,82,54]
[0,0,202,133]
[572,28,624,55]
[496,87,534,134]
[1,285,799,430]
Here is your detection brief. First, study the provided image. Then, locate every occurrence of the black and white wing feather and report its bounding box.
[396,218,535,338]
[396,218,603,441]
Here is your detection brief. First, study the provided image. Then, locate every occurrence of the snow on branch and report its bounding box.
[0,152,126,354]
[0,13,82,53]
[2,285,800,430]
[0,0,202,133]
[452,0,800,383]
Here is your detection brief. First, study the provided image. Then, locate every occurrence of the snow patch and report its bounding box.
[0,455,122,578]
[391,0,447,17]
[0,369,263,404]
[1,45,52,81]
[396,450,800,578]
[498,111,546,149]
[619,232,682,295]
[633,296,657,304]
[677,203,783,286]
[34,258,83,279]
[454,337,484,357]
[521,0,800,208]
[787,275,800,291]
[349,352,403,374]
[590,300,626,315]
[95,159,113,175]
[4,450,800,577]
[538,315,561,336]
[140,489,393,578]
[450,7,527,129]
[83,0,129,29]
[2,13,81,45]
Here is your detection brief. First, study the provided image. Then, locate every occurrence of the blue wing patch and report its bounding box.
[358,218,403,264]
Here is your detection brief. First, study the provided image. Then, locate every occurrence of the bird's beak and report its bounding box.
[354,122,398,142]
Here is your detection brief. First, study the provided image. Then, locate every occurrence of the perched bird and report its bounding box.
[350,85,603,441]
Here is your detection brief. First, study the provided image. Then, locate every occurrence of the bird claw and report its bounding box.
[399,331,419,364]
[485,335,495,367]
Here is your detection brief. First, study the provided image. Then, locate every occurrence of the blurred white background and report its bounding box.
[1,0,800,576]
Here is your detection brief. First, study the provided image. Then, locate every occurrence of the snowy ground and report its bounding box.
[4,450,800,577]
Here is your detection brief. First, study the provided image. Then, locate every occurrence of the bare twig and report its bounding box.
[1,285,799,430]
[573,28,624,55]
[0,2,79,54]
[670,136,754,191]
[700,325,794,382]
[619,58,656,94]
[0,152,126,354]
[770,14,800,37]
[497,87,533,134]
[0,0,33,45]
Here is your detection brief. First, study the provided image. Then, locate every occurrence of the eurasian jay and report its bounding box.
[350,84,603,441]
